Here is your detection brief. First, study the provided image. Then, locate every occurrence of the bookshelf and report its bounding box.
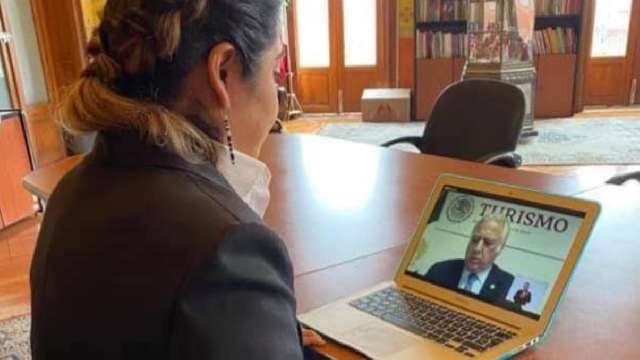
[416,21,467,33]
[533,0,582,118]
[414,0,468,120]
[414,0,585,120]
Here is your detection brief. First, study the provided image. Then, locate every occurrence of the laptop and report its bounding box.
[299,174,600,359]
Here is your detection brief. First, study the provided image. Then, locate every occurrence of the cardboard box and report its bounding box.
[361,88,412,122]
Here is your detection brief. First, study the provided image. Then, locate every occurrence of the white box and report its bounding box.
[361,88,412,122]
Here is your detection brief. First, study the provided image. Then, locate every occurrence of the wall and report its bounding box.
[80,0,107,39]
[397,0,415,89]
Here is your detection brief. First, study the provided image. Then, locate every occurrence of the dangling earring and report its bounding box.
[221,109,236,165]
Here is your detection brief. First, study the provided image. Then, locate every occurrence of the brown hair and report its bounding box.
[62,0,282,162]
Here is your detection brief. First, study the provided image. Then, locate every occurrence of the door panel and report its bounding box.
[0,115,36,226]
[585,0,639,106]
[635,57,640,105]
[342,68,381,112]
[24,104,66,168]
[585,59,631,105]
[297,71,336,113]
[633,13,640,105]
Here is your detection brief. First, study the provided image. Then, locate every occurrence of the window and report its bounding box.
[343,0,377,66]
[296,0,331,68]
[591,0,633,58]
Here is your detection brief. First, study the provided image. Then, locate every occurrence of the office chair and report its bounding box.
[382,79,525,168]
[606,172,640,186]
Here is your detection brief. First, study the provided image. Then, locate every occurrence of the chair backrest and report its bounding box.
[419,79,525,161]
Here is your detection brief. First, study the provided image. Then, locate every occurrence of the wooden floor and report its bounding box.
[578,106,640,117]
[1,113,639,321]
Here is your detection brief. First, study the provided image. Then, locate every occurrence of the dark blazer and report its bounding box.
[514,289,532,306]
[30,132,304,359]
[422,259,514,304]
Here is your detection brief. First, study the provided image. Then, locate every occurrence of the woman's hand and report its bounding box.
[302,329,327,347]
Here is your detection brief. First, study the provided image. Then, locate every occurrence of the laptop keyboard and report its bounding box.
[349,287,517,358]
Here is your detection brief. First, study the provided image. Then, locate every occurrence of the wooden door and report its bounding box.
[0,0,70,168]
[0,115,35,227]
[584,0,640,106]
[290,0,338,113]
[0,3,42,227]
[290,0,389,113]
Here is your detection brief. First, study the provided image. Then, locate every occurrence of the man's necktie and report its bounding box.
[465,273,479,292]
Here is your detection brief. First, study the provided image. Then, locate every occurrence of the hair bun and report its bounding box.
[86,34,103,57]
[82,53,122,84]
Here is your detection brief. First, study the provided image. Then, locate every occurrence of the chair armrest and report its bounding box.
[381,136,422,149]
[477,152,523,168]
[270,120,284,134]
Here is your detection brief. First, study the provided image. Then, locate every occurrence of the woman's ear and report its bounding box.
[206,42,236,111]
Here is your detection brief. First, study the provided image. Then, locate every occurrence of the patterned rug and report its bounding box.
[316,117,640,165]
[0,315,30,360]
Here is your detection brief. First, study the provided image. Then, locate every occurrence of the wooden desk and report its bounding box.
[23,134,630,359]
[22,155,83,201]
[523,185,640,359]
[296,184,640,359]
[261,135,599,277]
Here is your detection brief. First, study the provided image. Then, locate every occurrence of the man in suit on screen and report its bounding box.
[513,282,533,309]
[421,214,515,304]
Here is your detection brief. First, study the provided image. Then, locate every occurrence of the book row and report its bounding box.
[534,0,581,16]
[416,31,467,59]
[534,27,577,55]
[416,0,467,22]
[416,27,577,59]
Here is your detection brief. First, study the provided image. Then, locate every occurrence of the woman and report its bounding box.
[30,0,323,358]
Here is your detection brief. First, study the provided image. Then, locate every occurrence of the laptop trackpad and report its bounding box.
[300,298,421,359]
[340,321,420,358]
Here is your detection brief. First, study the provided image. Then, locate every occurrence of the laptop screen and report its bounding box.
[405,186,586,320]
